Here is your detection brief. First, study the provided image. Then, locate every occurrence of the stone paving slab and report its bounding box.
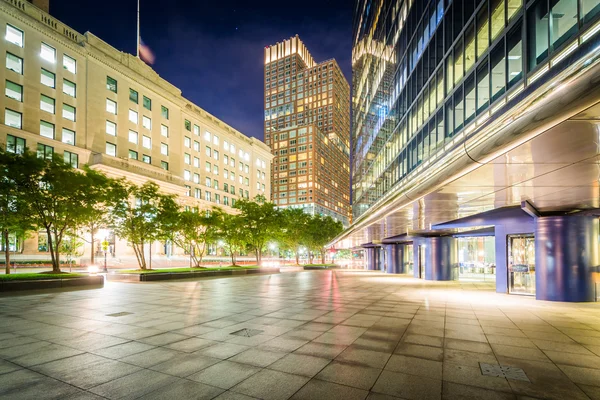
[0,271,600,399]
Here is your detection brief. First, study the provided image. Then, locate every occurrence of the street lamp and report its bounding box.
[97,229,109,273]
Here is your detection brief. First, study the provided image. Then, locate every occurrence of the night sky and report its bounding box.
[50,0,353,140]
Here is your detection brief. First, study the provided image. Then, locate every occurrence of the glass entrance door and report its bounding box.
[508,235,536,295]
[418,245,426,279]
[405,244,414,275]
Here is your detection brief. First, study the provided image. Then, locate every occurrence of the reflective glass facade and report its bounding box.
[351,0,600,220]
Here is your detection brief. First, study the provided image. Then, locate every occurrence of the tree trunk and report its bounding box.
[3,229,10,275]
[230,250,236,266]
[90,228,95,265]
[295,247,300,265]
[321,250,326,264]
[46,228,61,273]
[149,242,152,269]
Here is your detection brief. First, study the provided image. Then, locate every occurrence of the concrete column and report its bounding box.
[374,248,382,271]
[365,248,376,270]
[385,244,404,274]
[535,216,599,302]
[425,237,458,281]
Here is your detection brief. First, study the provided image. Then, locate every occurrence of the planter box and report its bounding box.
[108,267,281,282]
[0,276,104,292]
[303,265,341,270]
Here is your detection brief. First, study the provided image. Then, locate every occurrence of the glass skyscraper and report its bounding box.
[338,0,600,301]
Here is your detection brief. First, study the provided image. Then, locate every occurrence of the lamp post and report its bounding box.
[97,229,109,273]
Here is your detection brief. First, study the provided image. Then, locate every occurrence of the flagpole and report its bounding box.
[136,0,140,58]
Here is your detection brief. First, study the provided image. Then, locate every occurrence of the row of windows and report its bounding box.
[4,108,75,144]
[185,185,239,206]
[6,134,78,167]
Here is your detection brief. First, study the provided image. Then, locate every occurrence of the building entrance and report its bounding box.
[508,235,536,295]
[405,244,414,275]
[457,237,496,282]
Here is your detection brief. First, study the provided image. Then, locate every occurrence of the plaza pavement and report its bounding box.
[0,270,599,400]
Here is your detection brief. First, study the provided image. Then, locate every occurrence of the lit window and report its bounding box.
[6,25,23,47]
[193,157,199,167]
[161,105,169,119]
[5,80,22,101]
[62,128,75,145]
[205,146,211,157]
[128,109,138,124]
[129,88,139,103]
[213,150,219,160]
[142,116,151,130]
[193,141,199,151]
[142,135,151,149]
[106,142,117,156]
[129,150,138,160]
[4,109,21,129]
[37,143,53,160]
[193,173,200,184]
[40,121,55,139]
[128,130,138,144]
[6,53,23,74]
[230,143,236,153]
[184,170,191,181]
[224,141,229,151]
[41,69,55,88]
[106,120,116,136]
[40,95,55,114]
[161,161,168,170]
[184,136,191,148]
[106,99,117,114]
[184,153,191,164]
[107,76,117,92]
[142,154,151,164]
[205,177,211,187]
[143,96,151,110]
[213,135,219,146]
[6,134,25,154]
[204,131,211,141]
[64,151,78,168]
[205,161,211,172]
[62,104,76,121]
[213,165,219,175]
[40,43,56,63]
[63,54,76,74]
[193,124,199,136]
[161,124,168,137]
[63,79,76,97]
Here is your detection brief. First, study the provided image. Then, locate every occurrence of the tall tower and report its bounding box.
[264,36,351,226]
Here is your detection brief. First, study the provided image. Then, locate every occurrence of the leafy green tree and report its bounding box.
[280,208,310,265]
[304,215,344,264]
[0,150,35,274]
[213,208,246,266]
[234,195,281,266]
[111,181,177,270]
[59,233,84,272]
[14,150,108,273]
[169,209,217,267]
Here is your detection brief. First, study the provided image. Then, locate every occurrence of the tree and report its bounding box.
[170,209,217,267]
[0,150,35,274]
[213,208,246,266]
[111,181,177,270]
[15,150,107,273]
[304,215,344,264]
[59,233,84,272]
[280,208,310,265]
[234,195,280,266]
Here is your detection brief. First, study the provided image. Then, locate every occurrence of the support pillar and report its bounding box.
[535,216,599,302]
[385,244,405,274]
[365,248,376,270]
[425,237,458,281]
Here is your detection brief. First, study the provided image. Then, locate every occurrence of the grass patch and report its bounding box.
[119,266,263,274]
[0,272,87,281]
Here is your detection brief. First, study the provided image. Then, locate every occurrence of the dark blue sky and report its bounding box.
[50,0,353,140]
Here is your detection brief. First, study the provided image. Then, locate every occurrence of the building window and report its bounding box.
[204,131,211,141]
[161,142,168,155]
[213,150,219,161]
[5,80,22,101]
[4,109,21,128]
[142,135,151,149]
[62,128,75,145]
[129,88,139,103]
[41,69,55,88]
[185,119,191,131]
[107,76,117,93]
[193,141,200,151]
[205,146,211,156]
[215,194,220,204]
[213,135,219,146]
[184,136,191,148]
[63,79,76,97]
[106,98,117,114]
[6,25,23,47]
[6,134,25,154]
[195,188,201,199]
[40,43,56,63]
[63,54,76,74]
[40,95,55,114]
[193,156,199,167]
[161,105,169,119]
[106,120,116,136]
[161,161,168,170]
[128,130,138,144]
[582,0,600,23]
[143,96,151,110]
[129,109,138,124]
[6,52,23,74]
[63,104,76,121]
[193,124,200,136]
[161,124,168,137]
[185,153,191,164]
[129,150,138,160]
[142,116,151,130]
[527,0,549,71]
[213,165,219,175]
[184,170,191,181]
[193,173,200,184]
[142,154,151,164]
[508,20,523,88]
[40,121,55,139]
[551,0,577,49]
[64,151,78,168]
[37,143,53,160]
